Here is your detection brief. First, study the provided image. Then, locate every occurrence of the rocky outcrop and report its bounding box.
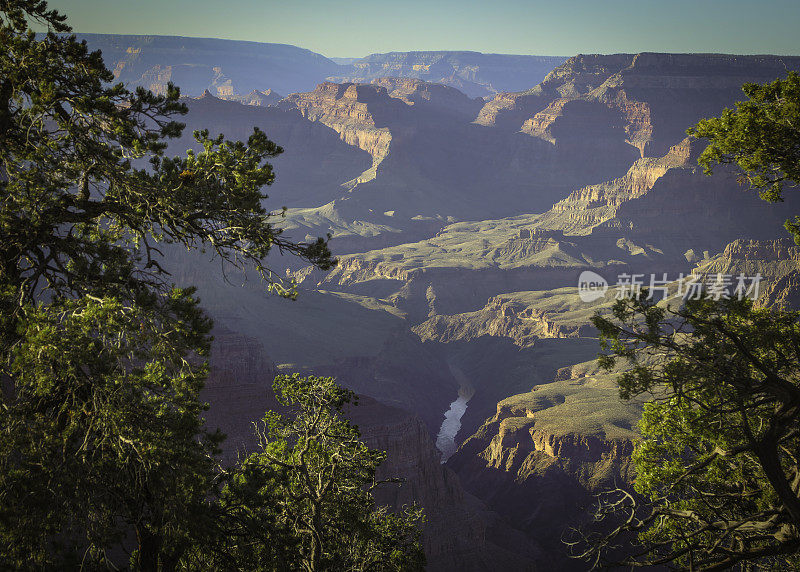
[448,370,641,567]
[221,88,283,106]
[696,238,800,309]
[176,92,372,208]
[763,270,800,309]
[413,292,597,347]
[477,53,800,158]
[322,259,607,325]
[474,53,635,129]
[280,82,402,184]
[539,137,695,233]
[482,406,634,469]
[369,77,484,118]
[596,53,800,157]
[530,136,800,259]
[330,51,567,98]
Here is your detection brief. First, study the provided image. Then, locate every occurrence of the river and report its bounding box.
[435,361,475,463]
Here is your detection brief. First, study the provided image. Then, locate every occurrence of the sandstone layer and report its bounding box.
[448,364,641,568]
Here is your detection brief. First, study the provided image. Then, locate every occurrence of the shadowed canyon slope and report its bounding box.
[202,330,543,571]
[477,52,800,157]
[171,51,800,258]
[447,359,641,565]
[95,41,800,569]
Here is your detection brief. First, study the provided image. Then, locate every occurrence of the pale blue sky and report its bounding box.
[47,0,800,57]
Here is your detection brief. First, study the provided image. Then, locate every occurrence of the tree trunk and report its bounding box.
[136,526,161,572]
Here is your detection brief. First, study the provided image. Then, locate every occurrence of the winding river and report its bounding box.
[435,362,475,463]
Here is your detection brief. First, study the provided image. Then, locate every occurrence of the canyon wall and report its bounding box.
[329,51,567,98]
[97,43,800,569]
[77,34,341,96]
[203,332,542,571]
[447,366,641,568]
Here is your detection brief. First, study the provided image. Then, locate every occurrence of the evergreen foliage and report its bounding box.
[688,72,800,242]
[0,2,422,569]
[576,296,800,569]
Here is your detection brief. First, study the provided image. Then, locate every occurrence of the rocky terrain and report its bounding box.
[328,51,567,98]
[221,88,283,107]
[477,53,800,157]
[92,39,800,569]
[77,34,564,100]
[202,330,542,571]
[77,34,341,96]
[447,360,642,568]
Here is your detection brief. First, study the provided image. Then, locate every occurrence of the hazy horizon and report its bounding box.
[62,31,800,61]
[45,0,800,58]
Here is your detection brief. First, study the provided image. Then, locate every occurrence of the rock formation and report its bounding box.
[447,363,641,568]
[78,34,342,96]
[202,332,541,570]
[221,88,283,106]
[329,51,567,98]
[279,82,402,185]
[82,41,800,569]
[369,77,484,118]
[478,53,800,158]
[696,238,800,308]
[178,91,372,210]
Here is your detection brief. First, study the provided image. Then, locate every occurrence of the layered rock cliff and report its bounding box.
[281,82,402,149]
[78,34,342,96]
[281,82,418,185]
[369,77,484,118]
[448,366,641,567]
[477,53,800,158]
[330,51,567,98]
[413,288,600,346]
[475,53,637,130]
[280,82,404,185]
[178,91,372,209]
[696,238,800,309]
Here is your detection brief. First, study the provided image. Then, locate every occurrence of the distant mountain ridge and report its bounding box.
[328,51,568,98]
[109,46,800,569]
[74,33,341,97]
[75,34,565,99]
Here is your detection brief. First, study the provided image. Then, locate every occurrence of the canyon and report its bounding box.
[77,35,565,100]
[86,37,800,569]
